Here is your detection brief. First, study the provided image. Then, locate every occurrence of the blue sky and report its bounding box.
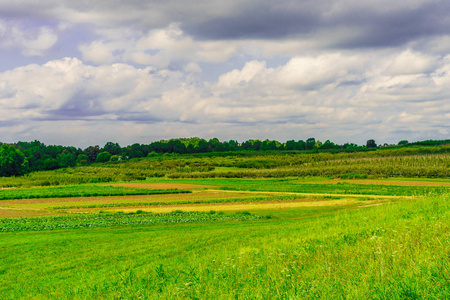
[1,0,449,147]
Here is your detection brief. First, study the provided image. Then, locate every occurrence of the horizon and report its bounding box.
[3,136,447,150]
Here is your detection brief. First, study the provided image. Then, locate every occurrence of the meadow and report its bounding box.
[0,147,449,299]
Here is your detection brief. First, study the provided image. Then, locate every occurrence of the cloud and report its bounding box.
[0,21,57,56]
[78,23,238,68]
[1,1,450,146]
[388,50,437,75]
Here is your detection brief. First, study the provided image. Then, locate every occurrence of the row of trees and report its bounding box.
[1,137,448,177]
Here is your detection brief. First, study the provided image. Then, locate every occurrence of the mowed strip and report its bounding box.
[65,197,385,214]
[0,191,258,211]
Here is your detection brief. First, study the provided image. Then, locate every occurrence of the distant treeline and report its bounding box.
[0,138,449,177]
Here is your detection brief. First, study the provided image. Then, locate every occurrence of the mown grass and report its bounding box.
[0,191,449,299]
[48,195,298,210]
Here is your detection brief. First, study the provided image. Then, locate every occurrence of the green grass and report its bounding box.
[1,192,449,299]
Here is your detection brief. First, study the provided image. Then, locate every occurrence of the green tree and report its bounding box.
[102,142,121,155]
[96,151,112,163]
[366,139,377,148]
[84,146,100,162]
[76,154,90,165]
[0,144,28,176]
[306,138,316,150]
[57,152,76,168]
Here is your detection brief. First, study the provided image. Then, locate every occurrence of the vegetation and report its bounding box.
[0,137,449,299]
[0,188,448,298]
[0,143,448,187]
[0,185,190,201]
[1,138,448,177]
[0,211,260,232]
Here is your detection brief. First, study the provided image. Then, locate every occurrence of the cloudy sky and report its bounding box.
[1,0,449,147]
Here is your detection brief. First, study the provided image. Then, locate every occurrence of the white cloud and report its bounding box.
[0,21,57,56]
[388,50,437,75]
[78,40,116,65]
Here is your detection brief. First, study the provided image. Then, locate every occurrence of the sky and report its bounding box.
[0,0,449,148]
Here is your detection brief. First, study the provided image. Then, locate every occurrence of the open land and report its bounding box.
[1,148,449,299]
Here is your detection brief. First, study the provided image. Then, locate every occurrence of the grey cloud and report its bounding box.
[182,4,319,40]
[46,91,105,119]
[334,2,450,48]
[180,1,450,49]
[4,1,450,50]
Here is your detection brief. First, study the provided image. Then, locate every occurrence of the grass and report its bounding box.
[1,161,450,298]
[0,192,449,299]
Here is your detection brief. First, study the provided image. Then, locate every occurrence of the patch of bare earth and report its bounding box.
[0,209,66,218]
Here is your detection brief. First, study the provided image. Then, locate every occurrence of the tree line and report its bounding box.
[1,138,449,177]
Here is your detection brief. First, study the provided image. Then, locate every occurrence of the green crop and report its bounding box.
[0,185,190,200]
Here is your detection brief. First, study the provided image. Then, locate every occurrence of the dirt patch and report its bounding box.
[0,210,64,218]
[104,183,216,189]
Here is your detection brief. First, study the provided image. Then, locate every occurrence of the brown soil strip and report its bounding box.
[0,210,65,218]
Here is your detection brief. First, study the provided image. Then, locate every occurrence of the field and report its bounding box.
[1,149,450,299]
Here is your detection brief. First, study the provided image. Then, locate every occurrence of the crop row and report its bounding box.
[49,195,302,210]
[0,185,190,200]
[0,211,261,232]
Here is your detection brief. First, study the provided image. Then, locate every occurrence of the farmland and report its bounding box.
[1,147,449,299]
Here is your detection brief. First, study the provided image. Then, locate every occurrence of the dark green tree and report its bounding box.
[366,139,377,148]
[84,145,100,162]
[57,152,76,168]
[306,138,316,150]
[102,142,121,155]
[0,144,28,177]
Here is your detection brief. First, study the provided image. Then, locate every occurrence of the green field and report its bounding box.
[1,149,449,299]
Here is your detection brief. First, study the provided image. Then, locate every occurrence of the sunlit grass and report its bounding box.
[1,192,448,299]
